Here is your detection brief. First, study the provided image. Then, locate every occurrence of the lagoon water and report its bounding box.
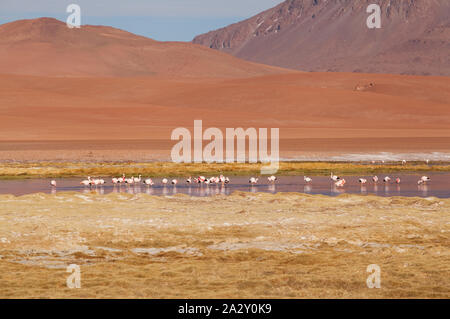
[1,173,449,198]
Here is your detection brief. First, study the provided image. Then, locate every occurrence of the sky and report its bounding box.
[0,0,282,41]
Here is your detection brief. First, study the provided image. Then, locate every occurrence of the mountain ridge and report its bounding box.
[193,0,450,76]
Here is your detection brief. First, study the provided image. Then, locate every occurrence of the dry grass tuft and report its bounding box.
[0,192,449,298]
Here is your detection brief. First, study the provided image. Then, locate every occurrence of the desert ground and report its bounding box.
[0,191,448,298]
[1,18,449,163]
[1,72,450,162]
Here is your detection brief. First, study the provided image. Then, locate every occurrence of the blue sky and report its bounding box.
[0,0,282,41]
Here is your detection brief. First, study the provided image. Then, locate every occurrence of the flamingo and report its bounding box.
[92,179,103,187]
[395,178,401,184]
[172,179,178,185]
[419,176,431,184]
[143,178,154,186]
[373,176,379,183]
[268,176,277,183]
[162,178,168,185]
[224,177,230,184]
[80,180,91,187]
[80,176,92,187]
[186,177,192,184]
[112,178,119,185]
[304,176,312,183]
[330,172,340,182]
[383,176,391,183]
[125,177,134,185]
[198,176,206,183]
[249,177,259,184]
[133,175,142,183]
[402,160,407,165]
[359,178,367,184]
[118,174,126,183]
[50,180,57,187]
[335,179,346,187]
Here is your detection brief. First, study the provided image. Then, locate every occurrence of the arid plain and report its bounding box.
[1,72,450,162]
[1,192,449,298]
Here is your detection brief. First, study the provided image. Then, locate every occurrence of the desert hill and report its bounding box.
[0,18,287,78]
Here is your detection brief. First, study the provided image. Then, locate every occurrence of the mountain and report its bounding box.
[0,18,287,78]
[193,0,450,76]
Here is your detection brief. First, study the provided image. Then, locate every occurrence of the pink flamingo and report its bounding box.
[330,172,340,182]
[143,178,154,186]
[268,176,277,183]
[335,179,346,187]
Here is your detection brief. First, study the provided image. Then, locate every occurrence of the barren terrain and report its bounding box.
[0,192,449,298]
[1,72,449,162]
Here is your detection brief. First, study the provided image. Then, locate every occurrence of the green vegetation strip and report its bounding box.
[0,161,449,179]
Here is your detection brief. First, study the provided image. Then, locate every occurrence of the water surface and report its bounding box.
[0,173,449,198]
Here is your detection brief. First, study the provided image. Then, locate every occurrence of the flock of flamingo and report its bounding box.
[324,173,431,187]
[49,172,432,189]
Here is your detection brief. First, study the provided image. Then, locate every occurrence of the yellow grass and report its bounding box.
[0,192,449,298]
[0,161,449,179]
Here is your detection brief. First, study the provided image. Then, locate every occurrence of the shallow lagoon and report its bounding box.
[1,173,449,198]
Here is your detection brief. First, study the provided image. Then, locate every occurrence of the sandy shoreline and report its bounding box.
[0,192,448,298]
